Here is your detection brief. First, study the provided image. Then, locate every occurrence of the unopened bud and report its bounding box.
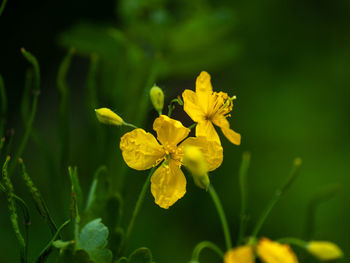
[150,85,164,114]
[307,241,343,261]
[183,145,209,190]
[95,108,124,126]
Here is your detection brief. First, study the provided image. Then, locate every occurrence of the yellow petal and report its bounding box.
[195,71,213,114]
[224,246,254,263]
[307,241,343,261]
[196,71,213,94]
[182,89,205,123]
[257,238,298,263]
[212,115,241,145]
[180,136,223,171]
[150,160,186,209]
[153,115,190,147]
[196,120,221,144]
[120,128,165,170]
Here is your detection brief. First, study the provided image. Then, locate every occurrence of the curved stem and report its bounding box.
[120,167,156,255]
[190,241,224,263]
[278,237,307,248]
[251,158,302,238]
[208,185,232,250]
[10,49,40,175]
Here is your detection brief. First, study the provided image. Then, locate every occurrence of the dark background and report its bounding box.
[1,0,349,262]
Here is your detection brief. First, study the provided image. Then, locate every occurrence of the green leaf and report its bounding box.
[128,248,153,263]
[78,218,112,263]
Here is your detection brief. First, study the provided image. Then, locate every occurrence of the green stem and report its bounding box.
[238,152,251,245]
[11,49,40,174]
[120,167,156,255]
[36,219,71,263]
[167,97,183,117]
[190,241,224,263]
[0,0,8,17]
[123,122,138,129]
[19,158,58,236]
[251,158,302,238]
[208,185,232,251]
[278,237,307,249]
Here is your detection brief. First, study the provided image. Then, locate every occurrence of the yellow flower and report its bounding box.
[257,238,298,263]
[182,71,241,145]
[224,245,254,263]
[307,241,343,261]
[120,115,223,209]
[224,238,298,263]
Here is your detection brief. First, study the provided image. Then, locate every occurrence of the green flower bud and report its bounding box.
[95,108,124,126]
[150,85,164,115]
[183,145,210,190]
[307,241,343,261]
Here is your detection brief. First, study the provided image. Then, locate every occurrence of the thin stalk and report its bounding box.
[278,237,307,249]
[11,48,40,174]
[208,184,232,251]
[36,219,71,263]
[21,69,33,123]
[238,152,251,245]
[167,97,184,117]
[119,167,156,255]
[190,241,224,263]
[19,158,58,235]
[251,158,302,238]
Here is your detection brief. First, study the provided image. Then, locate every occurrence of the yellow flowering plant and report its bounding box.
[1,56,343,262]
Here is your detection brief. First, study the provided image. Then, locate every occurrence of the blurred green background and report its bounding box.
[1,0,349,262]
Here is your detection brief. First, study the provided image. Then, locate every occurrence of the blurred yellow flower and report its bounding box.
[183,145,210,190]
[224,238,298,263]
[224,245,254,263]
[307,241,343,261]
[182,71,241,145]
[120,115,223,209]
[257,238,298,263]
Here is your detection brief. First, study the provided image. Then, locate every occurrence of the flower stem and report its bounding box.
[189,241,224,263]
[10,49,40,175]
[238,152,251,245]
[251,158,302,238]
[278,237,307,248]
[120,166,156,255]
[208,184,232,251]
